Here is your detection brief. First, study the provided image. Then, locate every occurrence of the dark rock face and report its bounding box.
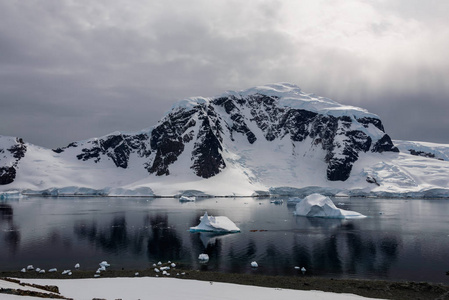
[0,166,16,185]
[147,109,196,176]
[408,149,436,159]
[75,133,151,169]
[372,135,399,153]
[0,138,27,185]
[191,106,226,178]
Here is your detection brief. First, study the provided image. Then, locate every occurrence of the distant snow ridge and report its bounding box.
[2,83,449,197]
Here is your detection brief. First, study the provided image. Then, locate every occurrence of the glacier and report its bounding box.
[1,83,449,198]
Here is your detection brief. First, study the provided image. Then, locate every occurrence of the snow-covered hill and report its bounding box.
[1,83,449,197]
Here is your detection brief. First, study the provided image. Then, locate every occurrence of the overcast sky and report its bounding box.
[1,0,448,148]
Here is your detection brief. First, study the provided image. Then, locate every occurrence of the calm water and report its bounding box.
[1,196,449,283]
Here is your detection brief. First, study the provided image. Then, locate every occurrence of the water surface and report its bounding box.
[1,196,448,283]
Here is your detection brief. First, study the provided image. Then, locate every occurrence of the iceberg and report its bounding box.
[179,195,196,202]
[294,194,366,219]
[0,190,24,200]
[190,211,240,233]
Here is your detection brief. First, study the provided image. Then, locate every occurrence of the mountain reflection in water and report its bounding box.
[0,196,447,284]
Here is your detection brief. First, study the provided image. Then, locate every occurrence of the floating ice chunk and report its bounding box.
[49,268,57,273]
[75,263,80,269]
[94,274,100,278]
[270,199,283,204]
[0,190,23,200]
[152,263,156,267]
[68,272,72,276]
[198,253,209,261]
[190,212,240,233]
[179,196,195,202]
[167,261,171,264]
[160,266,170,271]
[301,267,306,273]
[21,268,26,273]
[162,270,168,275]
[171,263,176,268]
[135,272,139,276]
[294,266,300,270]
[62,270,71,275]
[251,261,258,268]
[294,194,366,219]
[39,269,45,274]
[27,265,34,271]
[35,268,41,272]
[99,261,110,267]
[157,261,162,265]
[154,268,160,273]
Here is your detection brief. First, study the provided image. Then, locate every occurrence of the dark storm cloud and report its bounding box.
[0,0,448,147]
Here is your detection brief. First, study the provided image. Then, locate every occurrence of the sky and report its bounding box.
[1,0,448,148]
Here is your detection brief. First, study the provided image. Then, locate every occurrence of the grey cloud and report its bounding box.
[1,0,448,148]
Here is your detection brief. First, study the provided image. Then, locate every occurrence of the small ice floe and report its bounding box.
[251,261,258,268]
[96,269,101,274]
[157,261,162,265]
[162,270,168,276]
[301,267,306,274]
[35,268,41,272]
[181,272,186,275]
[294,266,300,270]
[190,212,240,233]
[94,274,100,278]
[154,268,160,273]
[99,261,110,267]
[152,263,156,267]
[160,266,170,271]
[294,194,366,219]
[270,199,283,205]
[179,196,196,202]
[68,272,72,276]
[75,263,80,269]
[287,197,302,206]
[168,261,171,264]
[39,269,45,274]
[49,268,57,273]
[135,272,139,276]
[198,253,209,262]
[170,263,176,268]
[21,268,26,273]
[27,265,34,271]
[62,270,71,275]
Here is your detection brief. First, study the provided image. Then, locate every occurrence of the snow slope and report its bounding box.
[2,83,449,197]
[12,277,380,300]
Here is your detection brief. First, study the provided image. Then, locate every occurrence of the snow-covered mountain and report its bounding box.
[2,83,449,197]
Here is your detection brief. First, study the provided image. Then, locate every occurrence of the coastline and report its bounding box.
[2,268,449,300]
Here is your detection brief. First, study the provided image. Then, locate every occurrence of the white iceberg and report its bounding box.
[190,212,240,233]
[179,195,196,202]
[198,253,209,261]
[294,194,366,219]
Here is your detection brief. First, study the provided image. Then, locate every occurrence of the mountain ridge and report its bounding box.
[1,83,449,197]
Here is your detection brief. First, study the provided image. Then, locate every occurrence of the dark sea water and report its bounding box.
[1,196,448,283]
